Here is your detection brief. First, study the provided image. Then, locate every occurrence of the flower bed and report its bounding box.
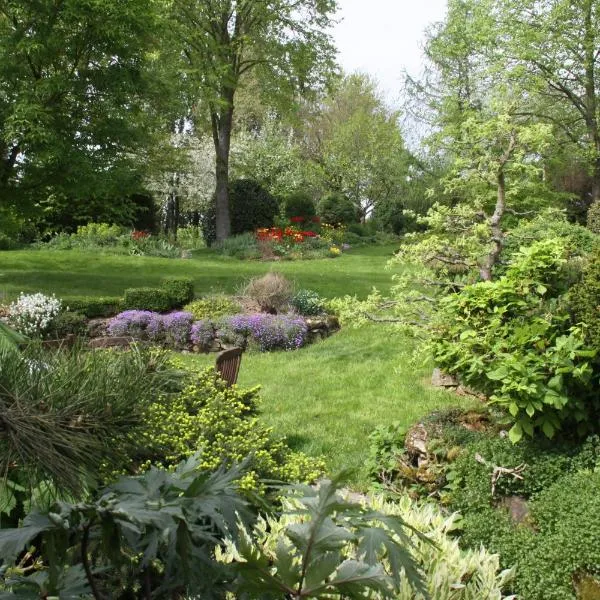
[105,310,320,352]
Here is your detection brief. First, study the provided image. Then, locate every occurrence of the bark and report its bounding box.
[480,132,516,282]
[0,144,20,188]
[211,89,234,243]
[480,169,506,282]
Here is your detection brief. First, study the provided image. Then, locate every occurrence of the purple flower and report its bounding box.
[222,313,307,351]
[191,319,215,349]
[162,311,194,348]
[107,310,153,338]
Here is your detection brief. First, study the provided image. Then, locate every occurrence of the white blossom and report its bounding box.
[8,293,62,337]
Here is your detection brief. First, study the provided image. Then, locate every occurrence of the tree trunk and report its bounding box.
[480,168,506,282]
[0,144,20,189]
[211,92,234,243]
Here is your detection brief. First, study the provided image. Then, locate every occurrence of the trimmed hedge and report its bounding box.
[123,288,172,313]
[162,277,194,307]
[64,296,122,318]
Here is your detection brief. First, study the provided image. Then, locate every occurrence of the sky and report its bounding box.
[332,0,448,108]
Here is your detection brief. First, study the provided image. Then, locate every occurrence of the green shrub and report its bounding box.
[373,196,406,234]
[64,296,122,318]
[587,201,600,234]
[74,222,123,244]
[432,240,598,441]
[184,295,241,319]
[162,276,194,307]
[571,250,600,350]
[49,311,88,338]
[0,233,13,250]
[136,365,324,492]
[284,191,316,219]
[290,289,325,316]
[123,287,172,312]
[225,489,515,599]
[216,232,261,259]
[202,179,280,246]
[317,192,358,225]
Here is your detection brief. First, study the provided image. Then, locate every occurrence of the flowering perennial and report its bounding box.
[8,292,62,337]
[190,319,215,349]
[256,227,317,243]
[221,313,308,351]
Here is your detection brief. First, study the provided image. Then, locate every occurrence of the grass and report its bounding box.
[180,327,469,488]
[0,245,398,300]
[0,243,469,486]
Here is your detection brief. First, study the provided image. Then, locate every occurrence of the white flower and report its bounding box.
[8,292,62,337]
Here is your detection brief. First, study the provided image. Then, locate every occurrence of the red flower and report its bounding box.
[131,230,150,241]
[311,216,321,223]
[290,216,304,223]
[302,231,317,237]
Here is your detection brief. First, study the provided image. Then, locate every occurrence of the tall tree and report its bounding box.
[174,0,337,242]
[0,0,174,209]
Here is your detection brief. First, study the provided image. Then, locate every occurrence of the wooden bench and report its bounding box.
[215,347,242,387]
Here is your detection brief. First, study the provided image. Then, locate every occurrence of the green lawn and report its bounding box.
[0,245,398,301]
[0,244,468,486]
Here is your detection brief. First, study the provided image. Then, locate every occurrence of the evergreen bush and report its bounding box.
[123,287,172,312]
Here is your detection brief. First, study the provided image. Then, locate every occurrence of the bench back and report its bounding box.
[215,347,242,387]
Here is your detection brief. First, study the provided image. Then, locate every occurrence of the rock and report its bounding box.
[88,336,134,349]
[305,317,327,330]
[498,495,530,525]
[326,315,340,331]
[431,368,458,388]
[181,250,192,259]
[87,318,109,338]
[405,423,429,460]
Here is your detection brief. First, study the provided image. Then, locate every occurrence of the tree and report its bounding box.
[307,74,412,222]
[0,0,175,211]
[174,0,337,242]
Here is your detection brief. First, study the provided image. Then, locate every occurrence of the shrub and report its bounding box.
[49,311,88,338]
[137,366,324,491]
[162,276,194,307]
[176,225,204,250]
[123,287,172,312]
[243,272,293,313]
[202,179,280,246]
[373,196,406,234]
[223,488,515,600]
[74,222,123,244]
[0,346,174,506]
[63,295,122,318]
[317,192,358,225]
[184,295,241,319]
[0,232,12,250]
[216,232,260,259]
[291,289,325,316]
[107,310,154,338]
[8,292,62,337]
[432,240,598,441]
[222,313,308,351]
[284,191,316,220]
[570,250,600,350]
[587,200,600,233]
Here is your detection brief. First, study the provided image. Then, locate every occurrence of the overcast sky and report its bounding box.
[332,0,448,107]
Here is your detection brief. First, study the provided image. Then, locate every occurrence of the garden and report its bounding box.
[2,0,600,598]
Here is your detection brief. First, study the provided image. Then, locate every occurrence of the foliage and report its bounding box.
[223,485,515,599]
[184,295,242,320]
[432,240,597,441]
[203,179,281,246]
[571,251,600,351]
[373,196,406,235]
[219,313,308,351]
[318,192,358,225]
[72,223,124,244]
[161,276,195,307]
[291,289,325,316]
[0,0,176,211]
[223,476,428,599]
[0,322,26,354]
[588,201,600,234]
[454,457,600,600]
[366,422,409,486]
[284,191,317,220]
[137,366,324,491]
[176,225,205,250]
[216,232,261,260]
[107,310,193,348]
[0,455,254,599]
[0,346,174,500]
[243,272,294,314]
[7,293,62,338]
[63,296,122,319]
[122,287,173,313]
[48,311,88,339]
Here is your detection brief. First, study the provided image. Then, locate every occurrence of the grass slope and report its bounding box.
[0,244,468,485]
[0,245,397,300]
